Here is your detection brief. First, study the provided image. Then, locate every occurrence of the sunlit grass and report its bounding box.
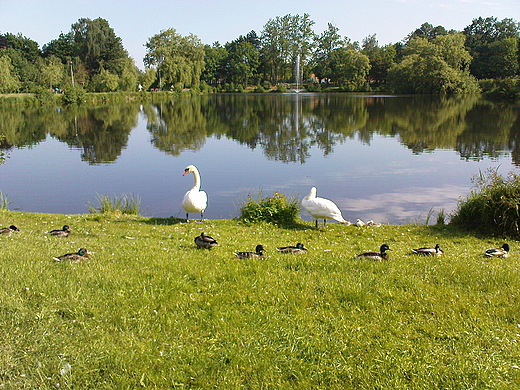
[88,193,141,215]
[1,210,520,388]
[0,190,9,210]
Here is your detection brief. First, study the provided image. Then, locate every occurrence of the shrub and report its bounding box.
[63,86,86,105]
[34,87,56,105]
[89,193,141,215]
[239,191,300,227]
[450,168,520,237]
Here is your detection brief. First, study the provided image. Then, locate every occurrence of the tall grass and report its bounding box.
[0,190,9,210]
[451,168,520,237]
[239,191,301,227]
[88,193,141,215]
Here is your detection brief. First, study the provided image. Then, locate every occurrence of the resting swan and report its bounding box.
[301,186,350,227]
[182,165,207,221]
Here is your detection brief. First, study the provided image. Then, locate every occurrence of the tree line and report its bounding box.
[0,15,518,95]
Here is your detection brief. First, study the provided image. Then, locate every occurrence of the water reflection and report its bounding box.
[1,94,518,165]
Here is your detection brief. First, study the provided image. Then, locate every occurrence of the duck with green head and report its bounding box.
[276,243,308,254]
[53,248,91,262]
[49,225,71,237]
[234,245,264,259]
[355,244,391,261]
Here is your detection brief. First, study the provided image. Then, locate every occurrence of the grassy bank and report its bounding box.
[1,210,519,389]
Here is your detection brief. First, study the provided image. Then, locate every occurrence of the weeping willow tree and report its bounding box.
[144,28,205,91]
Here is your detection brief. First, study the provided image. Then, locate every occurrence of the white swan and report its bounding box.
[182,165,207,221]
[301,186,350,227]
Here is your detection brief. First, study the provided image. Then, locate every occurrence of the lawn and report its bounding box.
[1,210,519,389]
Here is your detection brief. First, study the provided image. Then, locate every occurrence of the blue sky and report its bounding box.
[1,0,519,69]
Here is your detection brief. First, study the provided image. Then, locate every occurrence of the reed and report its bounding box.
[89,193,141,215]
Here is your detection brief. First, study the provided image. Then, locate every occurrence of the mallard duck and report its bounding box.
[53,248,91,262]
[484,243,510,258]
[412,244,444,256]
[276,242,307,254]
[0,225,20,234]
[301,187,350,227]
[234,244,264,259]
[182,165,207,222]
[49,225,71,237]
[355,244,391,261]
[194,232,219,249]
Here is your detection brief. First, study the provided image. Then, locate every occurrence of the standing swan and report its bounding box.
[301,186,350,228]
[182,165,207,222]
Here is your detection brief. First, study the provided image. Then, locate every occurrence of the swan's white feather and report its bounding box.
[301,187,348,224]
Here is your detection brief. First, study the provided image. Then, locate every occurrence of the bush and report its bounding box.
[89,193,141,215]
[63,86,86,105]
[34,87,56,105]
[239,191,300,227]
[451,168,520,237]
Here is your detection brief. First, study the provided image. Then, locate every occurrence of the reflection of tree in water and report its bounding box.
[53,105,139,164]
[458,100,519,162]
[145,98,208,156]
[0,107,48,149]
[1,95,519,165]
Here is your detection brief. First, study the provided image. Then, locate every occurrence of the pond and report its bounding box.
[1,93,519,224]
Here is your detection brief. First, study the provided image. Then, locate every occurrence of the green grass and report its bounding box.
[1,210,520,389]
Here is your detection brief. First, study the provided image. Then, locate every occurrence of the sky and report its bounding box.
[1,0,519,70]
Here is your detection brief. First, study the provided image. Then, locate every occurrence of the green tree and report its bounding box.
[139,67,157,91]
[223,39,259,86]
[326,48,370,90]
[472,37,519,79]
[387,36,479,94]
[91,68,119,92]
[407,22,448,41]
[260,14,315,84]
[39,55,65,89]
[71,18,129,76]
[144,29,205,90]
[361,34,397,86]
[464,17,520,78]
[0,55,20,92]
[313,23,343,81]
[201,43,228,86]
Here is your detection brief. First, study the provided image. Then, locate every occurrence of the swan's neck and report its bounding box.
[191,170,201,189]
[305,188,317,200]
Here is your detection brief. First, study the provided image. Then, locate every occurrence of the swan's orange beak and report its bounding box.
[183,169,189,176]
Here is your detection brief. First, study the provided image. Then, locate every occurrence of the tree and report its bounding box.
[407,22,448,41]
[0,55,20,92]
[260,14,315,84]
[361,34,397,86]
[39,55,65,89]
[201,43,228,85]
[387,36,479,94]
[471,37,519,79]
[223,39,259,86]
[91,68,119,92]
[144,29,205,90]
[464,17,520,78]
[70,18,129,76]
[139,67,157,91]
[313,23,343,81]
[325,48,370,90]
[0,33,41,91]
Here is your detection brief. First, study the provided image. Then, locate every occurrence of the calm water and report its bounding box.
[1,93,519,224]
